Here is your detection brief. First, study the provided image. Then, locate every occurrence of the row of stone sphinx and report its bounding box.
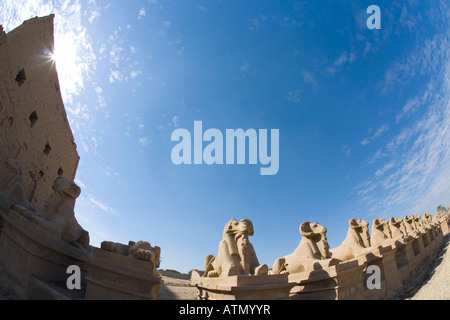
[0,159,161,299]
[199,213,446,278]
[191,212,448,299]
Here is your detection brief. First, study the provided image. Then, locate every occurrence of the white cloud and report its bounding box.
[90,197,109,212]
[287,89,302,104]
[303,71,319,92]
[109,70,123,83]
[367,148,388,164]
[138,7,146,19]
[105,28,143,84]
[395,89,430,123]
[130,70,142,79]
[361,124,389,146]
[99,44,107,55]
[399,3,417,31]
[240,61,250,72]
[163,20,172,28]
[342,145,352,158]
[248,15,266,31]
[382,34,447,93]
[88,10,100,24]
[97,95,106,108]
[138,137,150,146]
[326,52,356,75]
[375,161,395,177]
[79,195,121,218]
[109,44,124,68]
[172,116,180,127]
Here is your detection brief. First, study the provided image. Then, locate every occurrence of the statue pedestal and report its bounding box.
[0,208,88,299]
[191,272,293,300]
[85,246,161,300]
[288,260,365,300]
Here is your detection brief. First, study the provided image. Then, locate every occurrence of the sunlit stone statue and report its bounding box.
[389,217,408,239]
[405,215,421,237]
[371,218,393,247]
[272,221,339,275]
[330,218,371,262]
[413,214,426,232]
[203,218,268,277]
[0,159,35,211]
[17,176,89,249]
[421,213,436,231]
[423,213,433,225]
[101,240,161,265]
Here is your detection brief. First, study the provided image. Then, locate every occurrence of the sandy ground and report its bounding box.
[159,276,198,300]
[1,234,448,300]
[406,233,450,300]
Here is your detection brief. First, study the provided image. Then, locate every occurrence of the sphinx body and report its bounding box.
[204,218,268,277]
[405,215,421,237]
[389,217,409,239]
[15,176,89,249]
[330,218,371,262]
[272,221,339,275]
[371,218,393,247]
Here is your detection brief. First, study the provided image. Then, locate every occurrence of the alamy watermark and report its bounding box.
[66,265,81,290]
[171,121,279,176]
[367,5,381,30]
[366,265,381,290]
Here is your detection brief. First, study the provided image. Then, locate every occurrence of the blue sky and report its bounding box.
[1,0,449,272]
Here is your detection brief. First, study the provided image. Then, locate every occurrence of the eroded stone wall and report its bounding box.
[0,15,79,209]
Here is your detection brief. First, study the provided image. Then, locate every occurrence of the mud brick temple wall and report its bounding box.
[0,15,79,209]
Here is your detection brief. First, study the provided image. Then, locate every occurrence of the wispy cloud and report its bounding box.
[382,34,447,94]
[103,27,143,84]
[367,148,388,164]
[88,10,100,24]
[138,137,150,146]
[172,116,180,127]
[355,38,450,217]
[240,61,250,72]
[375,161,395,177]
[287,89,302,104]
[248,14,267,31]
[342,145,352,158]
[303,71,319,92]
[326,51,356,75]
[395,89,430,123]
[361,124,389,146]
[138,7,146,20]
